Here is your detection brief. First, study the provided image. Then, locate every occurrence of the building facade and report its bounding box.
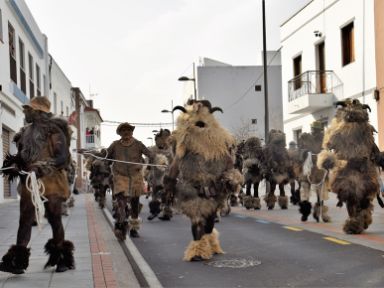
[182,56,283,141]
[0,0,49,201]
[375,0,384,150]
[281,0,379,145]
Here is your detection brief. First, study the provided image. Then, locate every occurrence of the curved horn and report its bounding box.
[210,107,223,113]
[362,104,371,112]
[172,106,187,113]
[334,101,347,107]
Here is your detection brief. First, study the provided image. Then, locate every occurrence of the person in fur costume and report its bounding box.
[242,136,264,210]
[287,141,301,205]
[107,122,153,239]
[163,99,243,261]
[317,99,380,234]
[294,121,331,222]
[0,96,74,274]
[262,129,293,210]
[89,149,111,209]
[147,129,174,221]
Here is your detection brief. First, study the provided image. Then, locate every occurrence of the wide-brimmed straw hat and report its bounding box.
[116,122,135,135]
[22,96,51,113]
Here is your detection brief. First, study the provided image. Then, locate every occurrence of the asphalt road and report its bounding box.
[106,194,384,287]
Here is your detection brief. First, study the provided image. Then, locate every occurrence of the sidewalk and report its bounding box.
[0,193,139,288]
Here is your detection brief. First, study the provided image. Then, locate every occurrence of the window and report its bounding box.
[36,64,41,96]
[0,9,3,42]
[60,100,63,115]
[293,55,302,90]
[8,22,17,83]
[66,106,69,117]
[19,38,26,94]
[341,22,355,66]
[28,53,34,98]
[43,75,46,95]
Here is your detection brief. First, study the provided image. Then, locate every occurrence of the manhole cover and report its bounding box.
[206,258,261,268]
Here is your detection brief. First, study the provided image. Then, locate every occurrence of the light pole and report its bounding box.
[262,0,269,143]
[178,63,197,100]
[161,100,174,130]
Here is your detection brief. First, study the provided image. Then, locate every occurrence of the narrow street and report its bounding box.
[106,191,384,287]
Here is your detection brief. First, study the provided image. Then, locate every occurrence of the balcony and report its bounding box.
[287,70,342,114]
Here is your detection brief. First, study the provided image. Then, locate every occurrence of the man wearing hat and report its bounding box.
[0,96,75,274]
[107,122,153,239]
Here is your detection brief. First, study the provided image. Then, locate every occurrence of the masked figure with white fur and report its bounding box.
[0,96,74,274]
[163,99,243,261]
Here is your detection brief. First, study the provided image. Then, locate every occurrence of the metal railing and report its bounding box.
[288,70,343,102]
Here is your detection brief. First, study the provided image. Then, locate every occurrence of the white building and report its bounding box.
[0,0,49,201]
[281,0,379,144]
[180,56,283,141]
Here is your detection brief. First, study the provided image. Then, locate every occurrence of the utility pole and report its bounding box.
[262,0,269,143]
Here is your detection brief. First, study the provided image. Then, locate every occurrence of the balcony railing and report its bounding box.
[288,70,343,102]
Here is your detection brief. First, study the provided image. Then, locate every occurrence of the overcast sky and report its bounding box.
[25,0,310,147]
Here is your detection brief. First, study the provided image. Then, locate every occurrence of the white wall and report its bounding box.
[281,0,378,143]
[196,60,283,141]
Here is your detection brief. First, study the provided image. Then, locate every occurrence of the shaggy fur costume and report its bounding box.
[242,137,264,209]
[0,106,74,274]
[165,100,242,261]
[262,130,292,210]
[147,129,174,221]
[317,99,379,234]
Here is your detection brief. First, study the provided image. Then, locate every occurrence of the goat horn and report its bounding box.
[362,104,371,112]
[172,106,187,113]
[210,107,223,113]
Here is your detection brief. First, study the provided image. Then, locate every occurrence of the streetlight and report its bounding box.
[178,63,197,100]
[161,100,174,130]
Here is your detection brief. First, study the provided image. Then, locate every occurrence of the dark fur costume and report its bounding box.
[164,99,243,261]
[0,107,74,274]
[262,129,292,210]
[242,137,263,210]
[318,99,379,234]
[89,150,111,209]
[147,129,174,221]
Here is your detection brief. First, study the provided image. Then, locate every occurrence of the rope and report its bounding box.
[80,151,168,168]
[20,171,47,231]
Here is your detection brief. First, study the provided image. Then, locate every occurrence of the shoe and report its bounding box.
[129,229,140,238]
[158,214,171,221]
[55,263,70,273]
[147,214,157,221]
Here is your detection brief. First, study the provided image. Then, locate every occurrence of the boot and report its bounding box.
[44,239,61,268]
[148,200,161,220]
[252,197,261,210]
[114,222,128,241]
[55,240,75,273]
[313,202,321,222]
[321,205,331,223]
[278,196,288,210]
[243,195,253,210]
[299,201,312,222]
[264,194,277,210]
[129,218,141,238]
[0,245,30,274]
